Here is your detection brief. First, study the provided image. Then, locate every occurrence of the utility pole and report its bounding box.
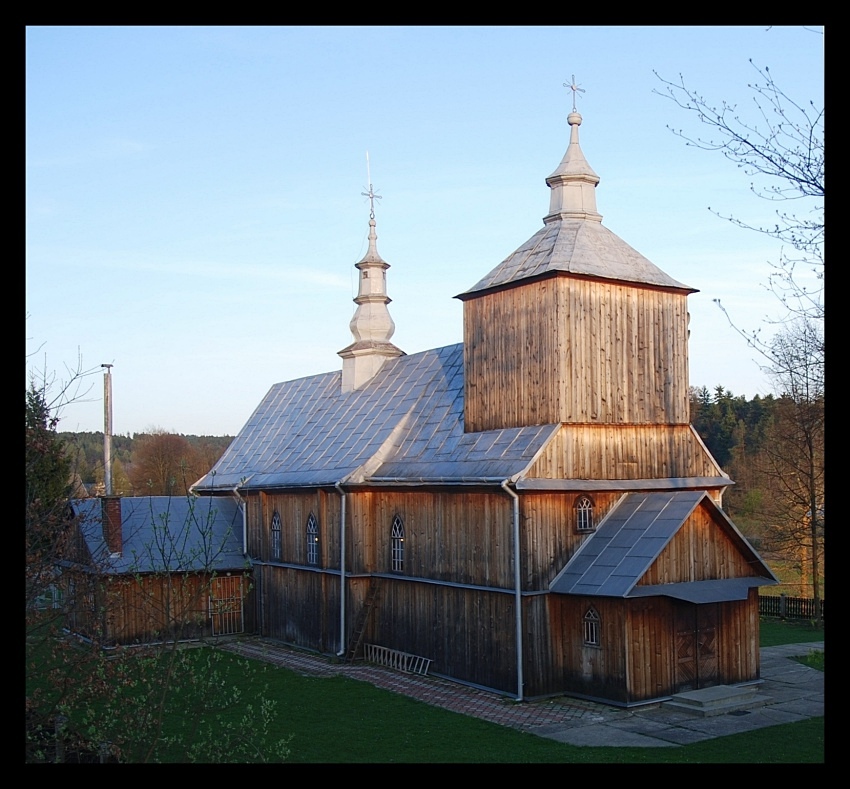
[102,364,113,496]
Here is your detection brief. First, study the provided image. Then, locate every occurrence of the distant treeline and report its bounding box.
[59,431,233,497]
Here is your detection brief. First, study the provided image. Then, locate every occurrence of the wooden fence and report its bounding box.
[759,594,824,621]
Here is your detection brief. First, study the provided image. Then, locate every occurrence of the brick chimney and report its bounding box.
[101,496,122,556]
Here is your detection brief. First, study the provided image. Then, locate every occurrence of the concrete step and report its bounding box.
[662,684,770,717]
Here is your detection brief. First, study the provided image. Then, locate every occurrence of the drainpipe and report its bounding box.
[231,482,247,557]
[334,481,347,657]
[501,479,523,702]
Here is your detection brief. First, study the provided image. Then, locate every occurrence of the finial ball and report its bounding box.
[567,111,583,126]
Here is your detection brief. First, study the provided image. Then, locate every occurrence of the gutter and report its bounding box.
[334,481,347,657]
[500,479,524,702]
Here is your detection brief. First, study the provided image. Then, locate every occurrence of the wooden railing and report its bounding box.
[759,594,824,621]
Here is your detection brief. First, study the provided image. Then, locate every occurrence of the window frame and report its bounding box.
[306,512,319,566]
[575,495,595,533]
[391,514,405,573]
[583,606,601,647]
[271,510,282,561]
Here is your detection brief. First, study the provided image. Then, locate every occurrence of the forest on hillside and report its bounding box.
[59,430,233,499]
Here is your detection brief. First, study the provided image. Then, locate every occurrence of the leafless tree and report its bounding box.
[655,51,823,335]
[755,319,824,616]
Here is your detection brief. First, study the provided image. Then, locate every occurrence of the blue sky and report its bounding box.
[26,26,824,436]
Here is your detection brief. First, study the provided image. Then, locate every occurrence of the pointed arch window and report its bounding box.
[306,512,319,566]
[271,511,282,561]
[391,515,405,573]
[576,495,595,532]
[583,607,601,647]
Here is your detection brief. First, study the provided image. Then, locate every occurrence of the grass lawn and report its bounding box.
[219,652,823,764]
[759,617,824,647]
[793,650,824,672]
[28,618,823,763]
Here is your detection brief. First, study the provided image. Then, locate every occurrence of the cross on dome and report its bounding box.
[564,75,585,112]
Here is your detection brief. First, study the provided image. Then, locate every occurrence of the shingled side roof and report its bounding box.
[72,496,246,575]
[550,491,777,599]
[194,343,558,491]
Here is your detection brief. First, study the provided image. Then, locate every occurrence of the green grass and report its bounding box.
[793,650,824,672]
[28,617,824,763]
[185,648,822,763]
[759,617,824,647]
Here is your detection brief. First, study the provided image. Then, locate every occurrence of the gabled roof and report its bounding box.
[72,496,247,575]
[457,219,696,298]
[550,491,777,599]
[195,344,557,491]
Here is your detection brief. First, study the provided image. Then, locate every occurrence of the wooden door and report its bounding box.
[674,602,719,692]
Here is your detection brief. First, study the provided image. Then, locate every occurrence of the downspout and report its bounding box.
[501,479,523,702]
[231,483,247,557]
[334,481,347,657]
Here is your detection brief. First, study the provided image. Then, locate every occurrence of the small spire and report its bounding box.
[338,166,404,392]
[544,77,602,224]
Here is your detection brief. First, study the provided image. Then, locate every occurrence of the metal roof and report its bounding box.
[72,496,247,575]
[194,343,558,491]
[549,491,777,597]
[457,219,696,298]
[628,578,776,604]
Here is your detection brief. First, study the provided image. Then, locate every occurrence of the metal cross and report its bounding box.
[361,184,382,220]
[564,75,585,112]
[362,151,382,219]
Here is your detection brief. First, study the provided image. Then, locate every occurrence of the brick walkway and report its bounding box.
[223,638,645,730]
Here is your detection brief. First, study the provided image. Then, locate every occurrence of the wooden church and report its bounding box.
[194,100,778,705]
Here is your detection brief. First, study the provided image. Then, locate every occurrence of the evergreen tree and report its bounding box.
[25,385,73,563]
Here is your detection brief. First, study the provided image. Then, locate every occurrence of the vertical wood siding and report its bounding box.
[251,490,341,567]
[260,565,340,653]
[97,571,253,645]
[371,579,519,693]
[639,507,764,586]
[349,490,514,587]
[463,276,691,431]
[526,424,723,480]
[521,492,622,588]
[544,595,629,702]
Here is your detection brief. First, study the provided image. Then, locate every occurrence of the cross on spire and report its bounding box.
[564,75,585,112]
[361,183,382,220]
[362,150,382,220]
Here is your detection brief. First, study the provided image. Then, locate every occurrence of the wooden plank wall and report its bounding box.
[249,490,341,567]
[532,590,760,701]
[349,490,514,587]
[371,578,519,694]
[522,492,622,588]
[100,571,253,644]
[526,424,722,481]
[260,565,340,653]
[717,590,761,684]
[625,596,676,702]
[542,595,629,702]
[639,506,765,586]
[463,276,691,431]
